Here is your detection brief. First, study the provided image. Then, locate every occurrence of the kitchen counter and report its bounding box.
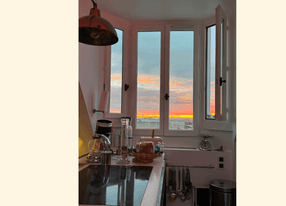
[79,153,166,206]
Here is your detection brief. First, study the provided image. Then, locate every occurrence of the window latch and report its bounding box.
[164,93,169,100]
[220,77,226,86]
[124,84,129,91]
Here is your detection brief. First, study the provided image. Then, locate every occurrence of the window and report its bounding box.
[105,5,230,134]
[169,31,194,130]
[215,5,227,121]
[205,25,216,120]
[204,5,228,122]
[132,25,198,136]
[136,31,161,129]
[110,28,123,113]
[105,24,129,119]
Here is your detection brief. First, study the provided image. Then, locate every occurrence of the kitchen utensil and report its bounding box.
[180,167,186,202]
[168,168,173,190]
[87,134,111,163]
[167,168,174,201]
[185,168,193,200]
[199,134,213,151]
[178,167,183,197]
[95,119,112,139]
[168,168,177,202]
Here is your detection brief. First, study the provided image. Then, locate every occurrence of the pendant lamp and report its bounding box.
[79,0,118,46]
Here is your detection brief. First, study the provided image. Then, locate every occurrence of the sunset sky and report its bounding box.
[110,28,216,118]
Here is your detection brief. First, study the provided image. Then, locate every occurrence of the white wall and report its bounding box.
[79,0,106,132]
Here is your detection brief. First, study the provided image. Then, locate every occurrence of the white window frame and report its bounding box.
[104,22,130,119]
[215,4,227,121]
[163,24,200,137]
[201,5,232,131]
[204,21,216,120]
[130,24,200,137]
[130,25,165,136]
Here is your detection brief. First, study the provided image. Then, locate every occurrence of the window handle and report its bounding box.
[220,77,226,86]
[164,93,169,100]
[124,84,129,91]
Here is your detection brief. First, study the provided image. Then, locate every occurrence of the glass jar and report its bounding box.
[135,141,155,154]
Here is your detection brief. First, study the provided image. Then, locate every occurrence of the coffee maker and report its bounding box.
[86,120,112,163]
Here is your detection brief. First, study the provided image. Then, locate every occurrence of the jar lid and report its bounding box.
[209,179,236,193]
[96,119,112,127]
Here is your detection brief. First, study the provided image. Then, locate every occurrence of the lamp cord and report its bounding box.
[91,0,97,8]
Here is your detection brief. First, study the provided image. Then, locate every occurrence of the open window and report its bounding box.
[104,23,130,119]
[215,5,227,121]
[110,28,123,114]
[203,5,231,130]
[205,5,228,121]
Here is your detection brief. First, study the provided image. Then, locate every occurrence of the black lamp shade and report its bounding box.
[79,6,118,46]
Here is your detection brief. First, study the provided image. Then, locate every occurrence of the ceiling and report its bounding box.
[96,0,226,22]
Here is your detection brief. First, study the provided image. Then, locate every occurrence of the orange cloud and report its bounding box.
[137,77,160,85]
[169,81,182,86]
[181,98,192,101]
[136,114,194,119]
[111,76,122,81]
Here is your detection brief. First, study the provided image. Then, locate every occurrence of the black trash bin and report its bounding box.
[210,179,236,206]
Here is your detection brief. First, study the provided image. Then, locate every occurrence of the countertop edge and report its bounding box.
[156,159,166,206]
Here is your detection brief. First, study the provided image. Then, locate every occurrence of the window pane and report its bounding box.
[169,31,194,130]
[136,32,161,129]
[206,25,216,119]
[110,28,123,113]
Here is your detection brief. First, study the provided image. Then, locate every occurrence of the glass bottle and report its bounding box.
[116,118,130,164]
[127,119,133,150]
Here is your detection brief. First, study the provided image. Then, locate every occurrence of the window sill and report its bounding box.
[202,120,233,132]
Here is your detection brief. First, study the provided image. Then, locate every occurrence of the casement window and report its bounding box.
[105,24,130,119]
[205,5,228,121]
[215,5,227,121]
[202,5,232,131]
[104,5,231,133]
[205,24,216,120]
[131,25,199,137]
[136,30,162,130]
[110,28,123,114]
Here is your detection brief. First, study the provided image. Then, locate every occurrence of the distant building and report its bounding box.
[136,118,192,130]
